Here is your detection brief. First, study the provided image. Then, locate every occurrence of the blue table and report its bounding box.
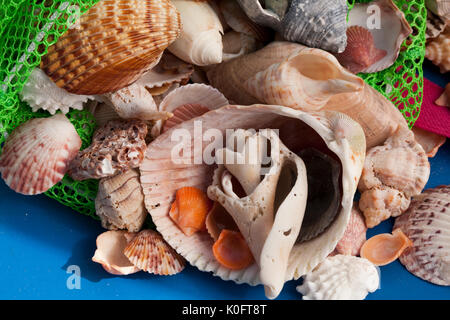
[0,63,449,300]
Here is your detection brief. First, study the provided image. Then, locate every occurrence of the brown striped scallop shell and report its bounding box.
[394,186,450,286]
[41,0,181,95]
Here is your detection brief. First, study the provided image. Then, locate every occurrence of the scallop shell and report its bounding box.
[20,68,94,115]
[296,255,380,300]
[394,186,450,286]
[358,127,430,228]
[412,126,447,157]
[41,0,181,95]
[68,120,148,181]
[334,203,367,256]
[426,30,450,73]
[426,0,450,23]
[222,31,261,62]
[139,104,366,298]
[219,0,272,42]
[96,169,147,232]
[92,230,140,275]
[236,0,348,53]
[0,114,81,195]
[123,229,185,275]
[347,0,412,73]
[168,0,224,66]
[334,26,388,74]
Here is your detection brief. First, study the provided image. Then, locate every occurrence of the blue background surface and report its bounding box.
[0,63,449,300]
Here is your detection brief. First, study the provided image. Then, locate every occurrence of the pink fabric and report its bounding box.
[414,78,450,138]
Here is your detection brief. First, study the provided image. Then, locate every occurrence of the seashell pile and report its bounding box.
[2,0,444,300]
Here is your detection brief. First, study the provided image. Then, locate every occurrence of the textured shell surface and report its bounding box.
[335,203,367,256]
[20,68,94,115]
[394,186,450,286]
[236,0,348,53]
[222,31,261,62]
[347,0,412,73]
[96,169,147,232]
[426,30,450,73]
[41,0,181,95]
[296,255,380,300]
[139,104,366,298]
[123,229,185,275]
[92,230,140,275]
[426,0,450,23]
[0,114,81,195]
[426,9,448,40]
[168,0,224,66]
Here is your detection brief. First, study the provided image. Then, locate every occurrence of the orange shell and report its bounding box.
[41,0,181,95]
[212,229,254,270]
[360,228,413,266]
[205,202,239,241]
[123,229,185,275]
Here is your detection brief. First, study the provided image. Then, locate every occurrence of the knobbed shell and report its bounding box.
[41,0,181,95]
[96,169,147,232]
[296,255,380,300]
[140,104,366,299]
[426,30,450,73]
[168,0,224,66]
[394,186,450,286]
[0,114,81,195]
[236,0,348,53]
[20,68,94,115]
[358,127,430,228]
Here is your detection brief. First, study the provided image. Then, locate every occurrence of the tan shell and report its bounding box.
[139,104,366,298]
[426,9,447,40]
[436,83,450,107]
[426,0,450,23]
[168,0,224,66]
[0,114,81,195]
[86,102,121,127]
[394,186,450,286]
[124,229,185,275]
[222,31,261,62]
[41,0,181,95]
[358,127,430,228]
[426,30,450,73]
[95,169,147,232]
[412,126,447,157]
[92,231,140,276]
[334,203,367,256]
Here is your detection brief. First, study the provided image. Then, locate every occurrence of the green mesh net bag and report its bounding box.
[0,0,427,219]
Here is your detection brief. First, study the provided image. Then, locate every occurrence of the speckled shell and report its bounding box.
[358,127,430,228]
[296,255,380,300]
[0,114,81,195]
[139,104,366,296]
[394,186,450,286]
[123,229,185,275]
[236,0,348,53]
[96,169,147,232]
[41,0,181,95]
[20,68,94,115]
[426,30,450,73]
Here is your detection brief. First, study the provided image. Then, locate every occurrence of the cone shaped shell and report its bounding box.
[139,104,366,295]
[41,0,181,95]
[0,114,81,195]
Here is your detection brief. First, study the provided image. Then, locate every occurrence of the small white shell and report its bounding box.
[20,68,94,115]
[296,255,380,300]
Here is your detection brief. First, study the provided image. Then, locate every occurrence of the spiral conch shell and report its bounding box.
[296,255,380,300]
[168,0,224,66]
[41,0,181,95]
[426,30,450,73]
[140,104,366,299]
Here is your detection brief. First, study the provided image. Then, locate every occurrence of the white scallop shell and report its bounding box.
[20,68,94,115]
[296,255,380,300]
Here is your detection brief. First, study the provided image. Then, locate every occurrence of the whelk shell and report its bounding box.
[20,68,94,115]
[426,30,450,73]
[95,169,147,233]
[236,0,348,53]
[296,255,380,300]
[347,0,412,73]
[41,0,181,95]
[139,104,366,299]
[394,185,450,286]
[358,127,430,228]
[123,229,185,275]
[168,0,224,66]
[92,230,140,276]
[0,114,81,195]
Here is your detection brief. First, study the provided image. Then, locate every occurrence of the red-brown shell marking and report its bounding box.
[394,186,450,286]
[335,26,387,74]
[162,104,210,133]
[123,229,185,275]
[0,114,81,195]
